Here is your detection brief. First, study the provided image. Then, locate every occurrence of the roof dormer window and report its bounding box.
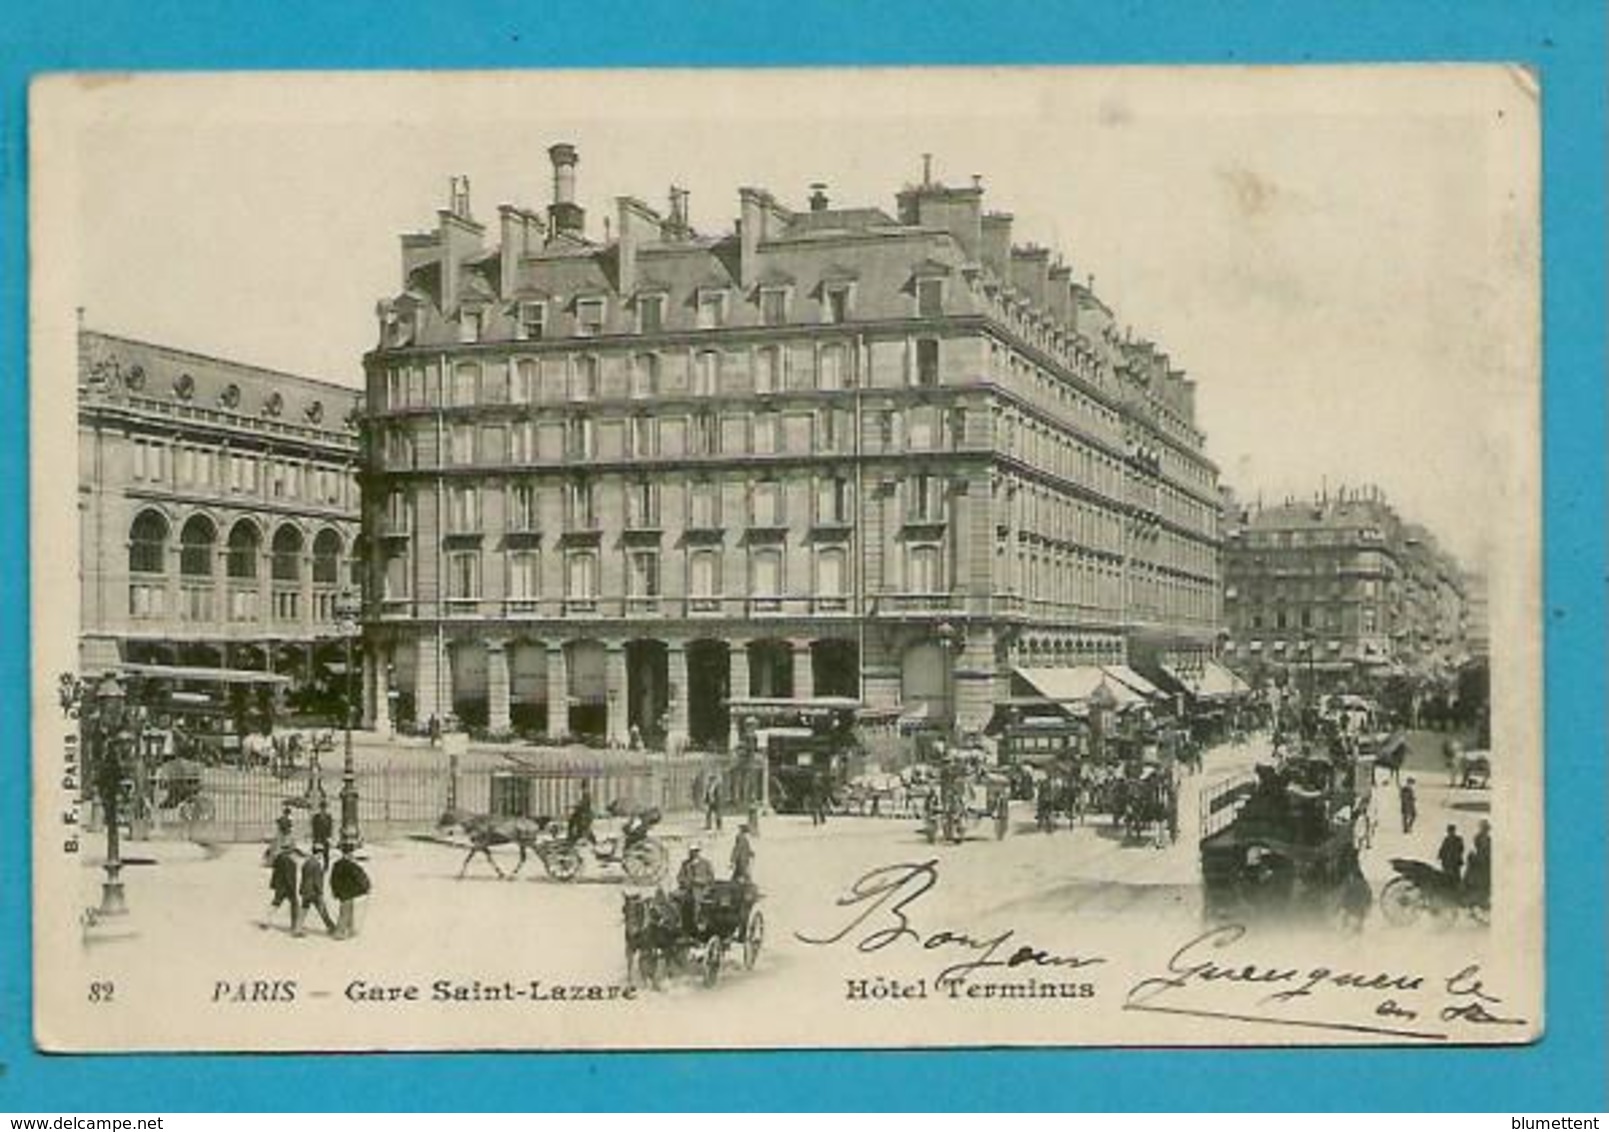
[759,286,790,327]
[637,292,666,335]
[575,296,606,338]
[696,288,728,330]
[458,307,484,344]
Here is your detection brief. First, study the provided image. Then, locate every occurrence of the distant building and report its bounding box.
[1220,488,1469,686]
[360,147,1223,747]
[78,328,363,708]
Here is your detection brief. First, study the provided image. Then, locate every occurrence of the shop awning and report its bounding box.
[121,663,291,687]
[1162,660,1249,701]
[1012,666,1145,709]
[1101,665,1162,699]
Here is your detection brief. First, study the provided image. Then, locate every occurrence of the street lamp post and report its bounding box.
[334,589,364,852]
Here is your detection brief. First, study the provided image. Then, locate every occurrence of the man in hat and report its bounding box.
[1399,777,1418,834]
[261,841,301,932]
[676,843,716,933]
[310,798,334,866]
[296,845,337,937]
[329,845,371,940]
[730,824,756,886]
[1438,823,1466,887]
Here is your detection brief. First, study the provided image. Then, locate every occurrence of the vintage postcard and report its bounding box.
[30,66,1542,1051]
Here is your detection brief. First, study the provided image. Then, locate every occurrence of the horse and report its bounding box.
[622,889,681,989]
[437,808,556,879]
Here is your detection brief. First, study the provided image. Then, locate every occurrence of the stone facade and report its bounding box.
[361,148,1223,747]
[78,328,363,692]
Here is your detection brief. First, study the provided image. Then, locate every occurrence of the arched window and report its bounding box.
[817,547,846,596]
[312,529,343,585]
[129,511,168,575]
[226,520,261,580]
[179,515,216,577]
[271,525,303,582]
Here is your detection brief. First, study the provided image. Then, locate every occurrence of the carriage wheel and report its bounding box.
[543,845,583,882]
[1379,877,1426,927]
[622,842,660,883]
[742,910,765,970]
[701,941,723,987]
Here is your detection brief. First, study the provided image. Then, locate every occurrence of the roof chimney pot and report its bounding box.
[808,182,829,212]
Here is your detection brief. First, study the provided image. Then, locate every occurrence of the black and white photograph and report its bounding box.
[30,66,1541,1051]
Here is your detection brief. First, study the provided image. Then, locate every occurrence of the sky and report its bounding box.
[47,67,1538,566]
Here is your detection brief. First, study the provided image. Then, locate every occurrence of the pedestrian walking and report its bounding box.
[703,770,723,832]
[730,823,755,885]
[1465,819,1492,906]
[274,803,295,849]
[810,772,829,827]
[296,848,337,937]
[1399,777,1418,834]
[329,846,371,940]
[261,843,301,932]
[1438,823,1466,886]
[310,798,334,865]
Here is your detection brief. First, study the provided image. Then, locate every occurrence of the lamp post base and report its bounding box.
[98,869,128,917]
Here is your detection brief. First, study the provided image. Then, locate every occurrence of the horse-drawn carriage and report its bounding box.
[153,757,214,823]
[1199,752,1373,922]
[1379,857,1490,926]
[623,880,765,988]
[920,756,1010,844]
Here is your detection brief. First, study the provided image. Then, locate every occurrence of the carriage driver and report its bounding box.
[676,844,717,933]
[567,780,596,845]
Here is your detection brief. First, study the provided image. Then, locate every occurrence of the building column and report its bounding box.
[953,626,998,738]
[545,643,569,738]
[605,642,629,748]
[792,639,815,700]
[666,642,690,754]
[486,638,511,734]
[727,642,751,749]
[415,634,442,726]
[373,645,393,737]
[441,642,457,724]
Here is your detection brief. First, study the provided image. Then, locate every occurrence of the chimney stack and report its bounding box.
[921,153,933,186]
[808,182,829,212]
[616,196,661,296]
[547,143,585,241]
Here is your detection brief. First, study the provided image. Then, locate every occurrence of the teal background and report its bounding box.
[0,0,1603,1111]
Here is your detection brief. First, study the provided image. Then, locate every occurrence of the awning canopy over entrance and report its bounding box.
[121,663,292,687]
[1162,660,1250,701]
[1011,666,1148,710]
[1102,664,1162,700]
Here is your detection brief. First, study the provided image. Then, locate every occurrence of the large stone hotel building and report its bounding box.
[361,146,1223,748]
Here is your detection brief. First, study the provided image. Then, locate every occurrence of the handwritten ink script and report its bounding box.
[1124,924,1529,1041]
[796,859,1105,990]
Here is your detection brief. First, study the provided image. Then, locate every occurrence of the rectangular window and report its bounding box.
[689,480,719,529]
[448,422,475,465]
[908,407,935,450]
[754,346,781,395]
[694,350,720,396]
[459,309,482,344]
[690,551,718,600]
[575,298,605,337]
[825,284,851,324]
[760,288,788,326]
[447,550,482,599]
[752,413,778,456]
[566,552,598,599]
[508,483,538,532]
[507,551,539,600]
[637,294,665,334]
[570,356,599,401]
[908,473,944,522]
[696,290,726,330]
[817,475,853,525]
[630,415,656,458]
[627,480,659,528]
[453,363,479,406]
[513,359,539,403]
[479,424,508,464]
[909,545,941,594]
[518,301,547,342]
[628,550,661,597]
[917,277,944,318]
[817,344,846,391]
[915,338,940,386]
[751,480,782,527]
[566,416,595,460]
[631,353,659,399]
[567,479,596,530]
[817,548,846,596]
[385,489,412,534]
[448,486,481,533]
[751,549,782,597]
[691,410,720,456]
[818,408,840,453]
[509,420,537,463]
